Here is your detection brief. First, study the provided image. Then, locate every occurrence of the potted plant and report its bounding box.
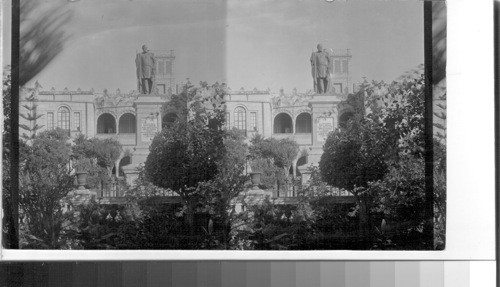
[73,158,91,189]
[249,158,274,190]
[249,172,262,189]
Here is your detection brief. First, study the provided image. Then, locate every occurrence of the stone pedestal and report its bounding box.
[134,95,164,164]
[245,188,273,206]
[66,188,97,206]
[308,94,342,147]
[122,164,140,186]
[297,165,313,186]
[246,187,272,197]
[231,187,274,213]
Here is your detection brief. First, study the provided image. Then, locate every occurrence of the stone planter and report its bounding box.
[75,171,88,190]
[249,172,261,190]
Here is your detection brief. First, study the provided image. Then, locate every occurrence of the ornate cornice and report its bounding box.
[39,90,93,95]
[228,90,270,96]
[95,91,139,108]
[95,109,118,119]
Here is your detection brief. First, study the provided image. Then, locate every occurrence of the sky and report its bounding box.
[3,0,424,93]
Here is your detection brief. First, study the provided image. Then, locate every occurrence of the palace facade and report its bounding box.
[19,49,358,196]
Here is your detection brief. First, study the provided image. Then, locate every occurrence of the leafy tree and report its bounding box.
[234,198,315,250]
[363,68,427,248]
[320,119,387,191]
[73,136,122,174]
[125,164,174,198]
[18,129,75,248]
[249,135,299,196]
[249,157,283,191]
[19,85,44,142]
[73,199,144,249]
[250,136,299,170]
[160,88,189,126]
[2,67,13,247]
[196,129,248,248]
[145,82,228,235]
[146,117,224,193]
[72,135,123,193]
[433,139,446,250]
[289,165,361,249]
[319,67,426,241]
[300,165,346,197]
[367,156,426,249]
[319,116,388,236]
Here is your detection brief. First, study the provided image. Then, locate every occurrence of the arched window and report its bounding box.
[97,113,116,134]
[119,113,136,133]
[47,112,54,130]
[339,111,354,129]
[273,113,293,134]
[295,113,312,133]
[57,107,70,133]
[162,112,177,129]
[234,107,246,132]
[119,156,132,177]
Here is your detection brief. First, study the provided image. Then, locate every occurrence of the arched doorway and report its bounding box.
[97,113,116,134]
[295,113,312,133]
[339,111,354,129]
[119,113,136,133]
[273,113,293,134]
[118,156,132,177]
[162,112,177,129]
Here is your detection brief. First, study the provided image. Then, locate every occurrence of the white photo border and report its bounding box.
[0,0,495,261]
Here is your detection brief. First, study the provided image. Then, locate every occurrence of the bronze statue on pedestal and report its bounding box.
[136,44,156,94]
[310,43,331,94]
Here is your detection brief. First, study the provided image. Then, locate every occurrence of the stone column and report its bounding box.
[115,160,120,177]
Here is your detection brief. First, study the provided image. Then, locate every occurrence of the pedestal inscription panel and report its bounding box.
[140,117,158,143]
[316,117,334,142]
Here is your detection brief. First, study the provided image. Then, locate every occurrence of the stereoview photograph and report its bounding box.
[2,0,446,250]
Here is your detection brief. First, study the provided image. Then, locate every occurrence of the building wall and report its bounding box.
[225,92,273,138]
[21,86,348,188]
[19,90,95,138]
